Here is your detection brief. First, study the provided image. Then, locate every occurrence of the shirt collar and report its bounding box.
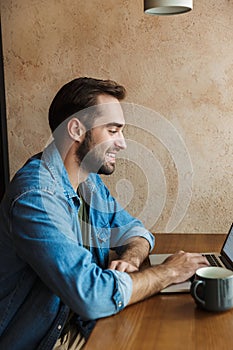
[42,141,78,200]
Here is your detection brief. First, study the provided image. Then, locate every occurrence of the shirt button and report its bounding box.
[118,301,123,308]
[58,325,62,330]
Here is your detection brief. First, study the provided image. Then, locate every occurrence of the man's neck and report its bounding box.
[64,157,89,192]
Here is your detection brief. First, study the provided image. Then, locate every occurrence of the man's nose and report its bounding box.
[115,133,127,150]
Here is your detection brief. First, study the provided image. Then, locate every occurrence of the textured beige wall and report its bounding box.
[1,0,233,233]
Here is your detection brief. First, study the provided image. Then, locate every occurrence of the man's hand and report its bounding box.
[162,250,209,284]
[128,251,209,305]
[108,259,139,273]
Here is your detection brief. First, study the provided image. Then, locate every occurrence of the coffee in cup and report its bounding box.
[191,266,233,312]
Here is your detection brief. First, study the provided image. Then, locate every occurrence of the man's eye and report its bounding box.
[109,129,117,134]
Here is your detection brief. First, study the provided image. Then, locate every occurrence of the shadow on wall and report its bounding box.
[0,18,9,201]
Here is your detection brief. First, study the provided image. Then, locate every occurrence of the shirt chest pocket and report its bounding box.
[92,225,111,268]
[96,226,111,246]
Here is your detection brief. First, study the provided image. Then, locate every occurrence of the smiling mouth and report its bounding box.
[105,152,116,163]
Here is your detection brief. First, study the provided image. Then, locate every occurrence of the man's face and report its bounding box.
[76,94,127,175]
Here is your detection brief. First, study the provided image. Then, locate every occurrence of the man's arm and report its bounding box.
[128,251,209,304]
[108,237,150,272]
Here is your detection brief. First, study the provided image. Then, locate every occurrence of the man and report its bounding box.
[0,77,208,349]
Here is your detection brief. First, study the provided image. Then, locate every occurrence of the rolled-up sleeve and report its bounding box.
[108,201,155,251]
[123,225,155,252]
[110,270,133,309]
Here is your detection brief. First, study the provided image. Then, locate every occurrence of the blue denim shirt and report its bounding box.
[0,141,154,349]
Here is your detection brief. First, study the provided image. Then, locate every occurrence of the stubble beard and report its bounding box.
[76,130,116,175]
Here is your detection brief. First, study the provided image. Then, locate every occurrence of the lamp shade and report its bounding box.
[144,0,193,15]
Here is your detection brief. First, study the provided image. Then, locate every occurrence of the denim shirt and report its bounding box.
[0,141,154,350]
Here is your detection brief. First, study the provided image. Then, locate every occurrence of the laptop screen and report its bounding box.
[221,223,233,263]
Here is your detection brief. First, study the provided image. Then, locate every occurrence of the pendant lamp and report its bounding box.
[144,0,193,16]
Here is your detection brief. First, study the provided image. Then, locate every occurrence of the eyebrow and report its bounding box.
[106,123,124,128]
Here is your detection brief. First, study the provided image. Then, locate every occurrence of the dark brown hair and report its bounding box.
[48,77,126,133]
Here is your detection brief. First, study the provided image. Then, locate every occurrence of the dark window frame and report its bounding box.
[0,18,9,201]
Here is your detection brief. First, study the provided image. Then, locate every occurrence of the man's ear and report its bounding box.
[67,118,86,142]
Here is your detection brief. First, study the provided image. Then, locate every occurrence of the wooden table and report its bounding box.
[85,234,233,350]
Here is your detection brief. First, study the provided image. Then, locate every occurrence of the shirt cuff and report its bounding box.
[139,230,155,252]
[127,226,155,252]
[110,270,133,308]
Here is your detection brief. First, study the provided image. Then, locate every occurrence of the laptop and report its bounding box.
[149,223,233,293]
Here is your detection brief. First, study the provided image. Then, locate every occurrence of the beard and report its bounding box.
[75,130,116,175]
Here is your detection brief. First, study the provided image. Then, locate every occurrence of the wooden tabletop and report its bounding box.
[85,233,233,350]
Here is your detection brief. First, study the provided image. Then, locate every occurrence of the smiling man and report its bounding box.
[0,77,208,350]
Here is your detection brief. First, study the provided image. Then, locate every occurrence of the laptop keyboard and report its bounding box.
[203,254,222,267]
